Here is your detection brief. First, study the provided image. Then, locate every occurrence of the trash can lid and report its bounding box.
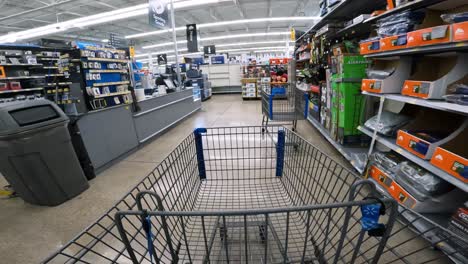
[0,99,69,136]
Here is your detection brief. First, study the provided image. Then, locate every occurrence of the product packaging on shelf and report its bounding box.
[396,109,467,160]
[453,21,468,42]
[364,111,413,137]
[380,34,408,51]
[376,10,425,38]
[407,25,452,47]
[401,53,468,99]
[431,127,468,183]
[362,57,411,94]
[360,37,381,55]
[366,152,466,213]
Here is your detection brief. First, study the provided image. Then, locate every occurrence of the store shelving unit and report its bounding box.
[0,63,42,66]
[296,1,468,261]
[72,45,133,112]
[365,41,468,58]
[363,92,468,115]
[358,125,467,192]
[0,87,43,94]
[241,64,270,99]
[0,48,48,103]
[0,75,44,80]
[298,0,386,41]
[364,0,446,24]
[308,117,367,173]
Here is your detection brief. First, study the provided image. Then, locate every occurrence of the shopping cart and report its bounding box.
[43,126,468,264]
[261,85,309,132]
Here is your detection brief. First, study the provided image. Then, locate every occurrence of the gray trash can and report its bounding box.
[0,99,89,206]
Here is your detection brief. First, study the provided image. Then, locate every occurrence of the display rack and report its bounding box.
[73,45,133,112]
[34,50,83,113]
[241,64,269,99]
[295,0,468,261]
[0,48,46,104]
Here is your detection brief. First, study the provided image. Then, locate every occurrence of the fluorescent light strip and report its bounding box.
[135,41,293,58]
[142,32,290,49]
[135,48,189,58]
[216,40,294,48]
[126,16,319,39]
[217,46,289,53]
[138,52,203,62]
[0,0,232,43]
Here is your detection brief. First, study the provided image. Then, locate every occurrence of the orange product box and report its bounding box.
[407,25,451,47]
[387,180,417,208]
[367,165,392,188]
[431,147,468,183]
[396,130,431,159]
[360,40,380,55]
[401,80,431,99]
[380,34,407,51]
[367,165,417,208]
[361,79,382,93]
[453,21,468,42]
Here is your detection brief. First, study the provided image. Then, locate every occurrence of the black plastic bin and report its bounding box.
[0,99,89,206]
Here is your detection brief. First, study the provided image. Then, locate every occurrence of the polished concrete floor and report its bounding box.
[0,95,351,264]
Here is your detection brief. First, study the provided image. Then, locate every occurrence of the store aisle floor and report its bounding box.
[0,94,350,264]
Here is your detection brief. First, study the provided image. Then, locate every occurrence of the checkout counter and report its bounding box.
[76,88,201,172]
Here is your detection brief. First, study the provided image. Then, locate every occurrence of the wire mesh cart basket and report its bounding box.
[44,127,468,264]
[261,85,309,132]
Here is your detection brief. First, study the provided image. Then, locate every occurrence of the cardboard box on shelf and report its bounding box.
[396,109,467,160]
[366,164,464,213]
[360,39,380,55]
[401,53,468,99]
[335,55,369,79]
[431,129,468,183]
[338,82,364,137]
[380,34,408,51]
[407,25,452,48]
[453,21,468,42]
[361,57,412,94]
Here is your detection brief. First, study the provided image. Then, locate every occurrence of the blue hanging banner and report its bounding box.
[210,55,225,65]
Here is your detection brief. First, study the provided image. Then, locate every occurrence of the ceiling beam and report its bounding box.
[0,0,75,23]
[292,0,309,16]
[266,0,272,32]
[233,0,249,32]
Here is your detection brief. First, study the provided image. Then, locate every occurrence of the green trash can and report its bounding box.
[0,100,89,206]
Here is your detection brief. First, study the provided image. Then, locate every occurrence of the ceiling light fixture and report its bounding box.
[217,46,289,53]
[135,41,293,57]
[134,48,189,58]
[126,16,319,39]
[0,0,232,43]
[142,31,290,49]
[216,40,294,48]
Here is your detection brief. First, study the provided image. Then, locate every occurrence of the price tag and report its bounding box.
[396,148,403,154]
[455,42,466,47]
[409,99,417,104]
